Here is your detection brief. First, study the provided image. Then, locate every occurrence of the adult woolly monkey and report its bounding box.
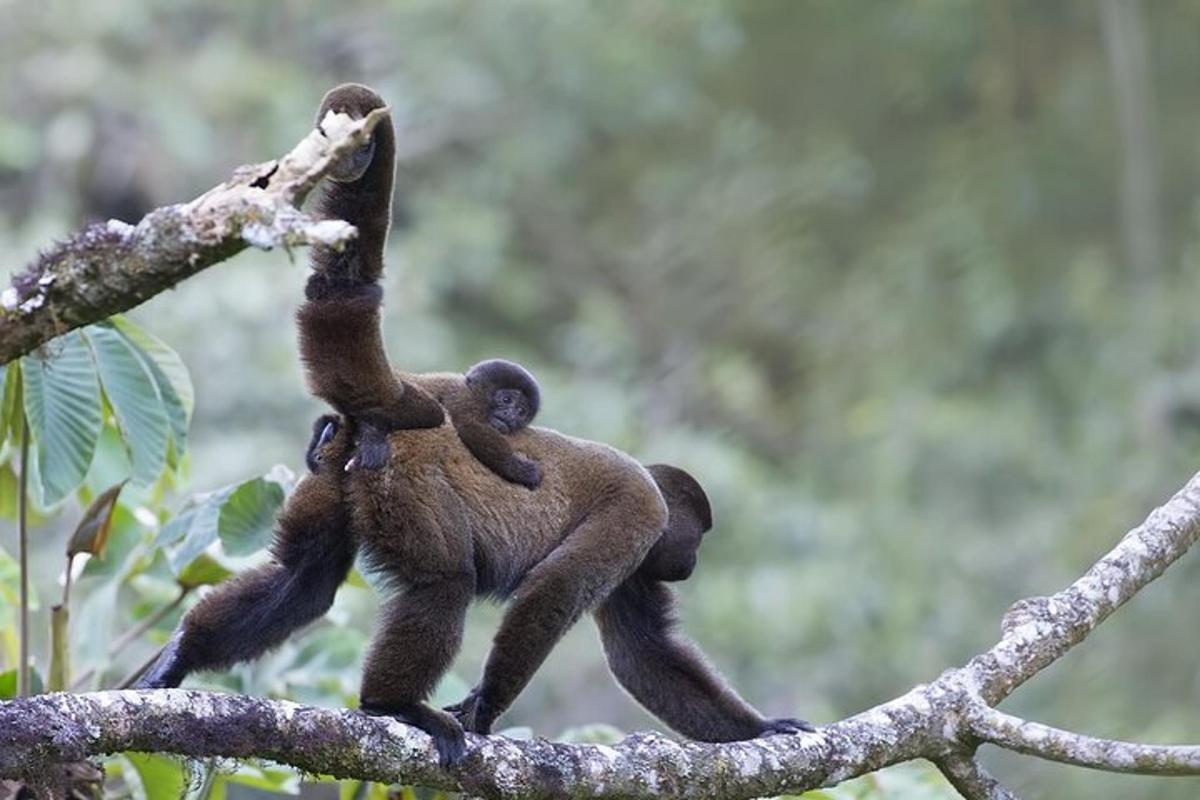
[139,84,810,766]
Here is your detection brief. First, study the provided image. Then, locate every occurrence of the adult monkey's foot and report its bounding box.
[361,700,468,767]
[759,716,816,736]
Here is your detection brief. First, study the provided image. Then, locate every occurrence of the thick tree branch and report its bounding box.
[5,471,1200,797]
[2,470,1200,799]
[970,706,1200,776]
[0,106,389,365]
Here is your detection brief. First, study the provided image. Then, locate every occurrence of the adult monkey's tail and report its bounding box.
[297,83,444,430]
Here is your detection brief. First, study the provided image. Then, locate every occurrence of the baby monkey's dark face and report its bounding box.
[489,388,533,433]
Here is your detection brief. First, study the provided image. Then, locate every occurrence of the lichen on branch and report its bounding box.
[0,106,388,365]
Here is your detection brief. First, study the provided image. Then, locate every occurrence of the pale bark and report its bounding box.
[0,106,389,365]
[5,472,1200,798]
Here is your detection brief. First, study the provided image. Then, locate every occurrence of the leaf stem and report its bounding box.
[107,586,190,657]
[62,553,75,609]
[17,417,30,697]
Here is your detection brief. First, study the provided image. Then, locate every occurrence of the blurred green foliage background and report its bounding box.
[4,1,1200,796]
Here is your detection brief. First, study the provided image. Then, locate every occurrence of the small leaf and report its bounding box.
[84,324,169,486]
[163,492,229,575]
[0,666,44,699]
[0,363,8,446]
[218,477,285,556]
[66,480,126,558]
[344,568,370,589]
[0,361,20,449]
[177,554,233,589]
[21,332,102,505]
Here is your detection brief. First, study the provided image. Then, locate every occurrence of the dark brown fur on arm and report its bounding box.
[594,574,811,741]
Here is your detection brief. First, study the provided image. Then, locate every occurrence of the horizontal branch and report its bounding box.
[6,470,1200,797]
[970,706,1200,776]
[0,690,842,800]
[0,106,389,365]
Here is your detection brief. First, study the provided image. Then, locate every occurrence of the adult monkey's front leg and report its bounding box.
[595,574,813,741]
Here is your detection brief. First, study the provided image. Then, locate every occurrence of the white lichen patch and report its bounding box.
[106,219,135,237]
[304,219,356,245]
[2,287,20,310]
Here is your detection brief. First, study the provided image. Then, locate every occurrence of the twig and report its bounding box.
[935,753,1019,800]
[970,706,1200,776]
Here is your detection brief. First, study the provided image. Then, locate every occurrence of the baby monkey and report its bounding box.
[312,358,543,490]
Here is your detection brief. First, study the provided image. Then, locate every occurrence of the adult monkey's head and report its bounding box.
[316,83,394,185]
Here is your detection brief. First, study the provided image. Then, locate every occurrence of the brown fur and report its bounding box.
[638,464,712,582]
[137,84,808,767]
[330,363,543,485]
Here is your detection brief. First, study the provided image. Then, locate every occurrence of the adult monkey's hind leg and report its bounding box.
[358,577,474,767]
[136,474,355,688]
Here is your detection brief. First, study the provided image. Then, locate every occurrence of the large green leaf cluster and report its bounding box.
[1,317,191,506]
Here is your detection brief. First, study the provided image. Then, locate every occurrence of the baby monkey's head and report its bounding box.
[465,358,541,434]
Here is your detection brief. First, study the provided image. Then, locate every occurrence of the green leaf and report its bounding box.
[111,316,193,459]
[177,553,233,589]
[0,363,8,446]
[218,477,285,556]
[0,666,43,699]
[161,491,229,574]
[0,361,19,449]
[21,331,102,505]
[123,753,187,800]
[84,323,169,486]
